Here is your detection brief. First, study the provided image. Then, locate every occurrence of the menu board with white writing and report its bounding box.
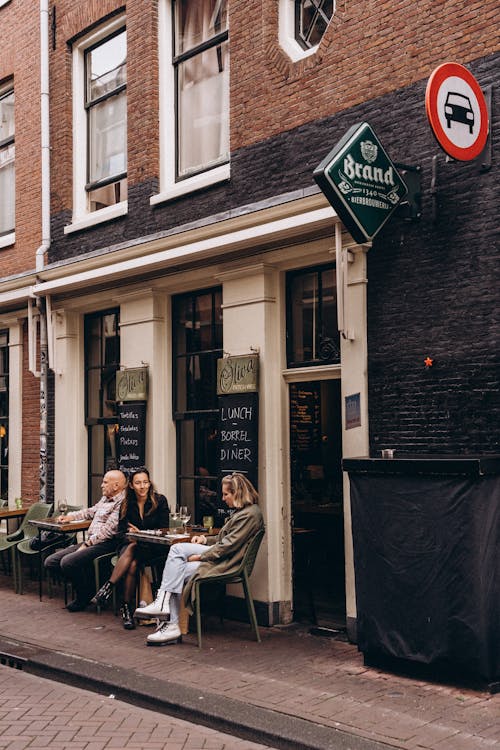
[118,402,147,473]
[218,392,258,490]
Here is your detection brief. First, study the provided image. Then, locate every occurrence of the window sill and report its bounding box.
[64,201,128,235]
[0,232,15,249]
[150,163,230,206]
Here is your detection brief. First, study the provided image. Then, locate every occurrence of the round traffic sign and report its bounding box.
[425,62,489,161]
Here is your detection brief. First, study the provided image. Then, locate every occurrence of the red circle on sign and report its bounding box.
[425,62,489,161]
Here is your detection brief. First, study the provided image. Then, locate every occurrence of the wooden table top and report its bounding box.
[31,518,91,533]
[0,507,28,519]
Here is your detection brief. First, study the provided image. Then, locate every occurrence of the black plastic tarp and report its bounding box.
[346,458,500,684]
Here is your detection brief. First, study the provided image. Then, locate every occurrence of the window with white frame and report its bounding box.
[153,0,229,204]
[0,86,15,238]
[279,0,335,60]
[67,17,127,232]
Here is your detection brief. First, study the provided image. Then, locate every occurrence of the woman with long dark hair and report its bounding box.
[92,467,169,628]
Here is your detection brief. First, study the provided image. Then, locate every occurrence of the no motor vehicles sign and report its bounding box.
[425,62,489,161]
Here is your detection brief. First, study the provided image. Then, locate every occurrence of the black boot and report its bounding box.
[91,580,114,606]
[121,602,136,630]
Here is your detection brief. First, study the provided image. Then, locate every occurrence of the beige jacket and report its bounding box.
[182,503,264,613]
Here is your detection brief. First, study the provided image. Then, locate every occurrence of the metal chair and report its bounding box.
[0,503,52,592]
[16,532,76,595]
[192,528,265,648]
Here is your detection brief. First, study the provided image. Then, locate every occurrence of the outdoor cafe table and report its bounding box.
[31,518,91,600]
[0,506,28,534]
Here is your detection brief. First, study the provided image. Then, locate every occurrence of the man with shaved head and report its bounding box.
[45,469,127,611]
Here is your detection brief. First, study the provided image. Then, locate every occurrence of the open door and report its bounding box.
[289,379,345,631]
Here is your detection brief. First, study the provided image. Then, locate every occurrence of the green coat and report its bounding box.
[182,503,264,613]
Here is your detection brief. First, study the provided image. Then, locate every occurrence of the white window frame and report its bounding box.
[65,14,128,236]
[151,0,230,208]
[0,82,15,246]
[279,0,334,62]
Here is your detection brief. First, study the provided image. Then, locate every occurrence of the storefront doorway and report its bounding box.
[289,378,345,630]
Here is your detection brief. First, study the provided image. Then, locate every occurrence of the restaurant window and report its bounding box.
[173,288,222,523]
[173,0,229,179]
[286,264,339,367]
[295,0,335,50]
[0,331,8,505]
[0,85,15,238]
[84,310,120,503]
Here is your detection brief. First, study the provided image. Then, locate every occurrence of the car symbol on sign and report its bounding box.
[444,92,475,134]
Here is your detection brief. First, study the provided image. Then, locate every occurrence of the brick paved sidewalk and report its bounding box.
[0,665,277,750]
[0,579,498,750]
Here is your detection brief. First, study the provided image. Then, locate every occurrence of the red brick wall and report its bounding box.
[230,0,499,150]
[0,0,42,277]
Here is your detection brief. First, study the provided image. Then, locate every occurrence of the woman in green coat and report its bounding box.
[134,473,264,646]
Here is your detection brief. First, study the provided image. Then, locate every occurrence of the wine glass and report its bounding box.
[170,508,179,531]
[179,506,191,534]
[58,499,68,517]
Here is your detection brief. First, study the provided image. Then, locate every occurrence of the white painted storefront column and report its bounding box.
[118,291,174,505]
[218,264,287,624]
[53,310,87,507]
[340,243,370,640]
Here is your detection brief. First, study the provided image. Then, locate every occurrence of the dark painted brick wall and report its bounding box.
[49,52,499,455]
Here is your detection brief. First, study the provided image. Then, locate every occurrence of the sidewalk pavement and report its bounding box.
[0,575,498,750]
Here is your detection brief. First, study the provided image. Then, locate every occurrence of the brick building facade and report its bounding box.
[0,0,498,635]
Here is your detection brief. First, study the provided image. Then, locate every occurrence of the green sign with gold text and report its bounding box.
[217,355,259,395]
[314,122,408,244]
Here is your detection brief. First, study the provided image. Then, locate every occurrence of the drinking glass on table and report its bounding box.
[58,499,68,516]
[179,506,191,534]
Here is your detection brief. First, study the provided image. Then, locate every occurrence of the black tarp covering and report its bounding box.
[346,458,500,684]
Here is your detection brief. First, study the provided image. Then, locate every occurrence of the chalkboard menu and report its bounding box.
[118,402,147,473]
[218,392,259,490]
[289,383,321,455]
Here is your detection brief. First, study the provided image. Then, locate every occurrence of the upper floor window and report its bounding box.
[85,28,127,212]
[295,0,335,50]
[0,86,15,238]
[279,0,334,61]
[173,0,229,180]
[66,17,127,234]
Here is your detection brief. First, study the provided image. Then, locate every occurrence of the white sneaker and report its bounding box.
[146,622,182,646]
[134,590,171,620]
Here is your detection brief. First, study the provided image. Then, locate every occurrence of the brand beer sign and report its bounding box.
[314,122,408,244]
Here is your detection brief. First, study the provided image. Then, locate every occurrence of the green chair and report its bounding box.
[0,503,52,592]
[192,528,265,648]
[16,531,76,595]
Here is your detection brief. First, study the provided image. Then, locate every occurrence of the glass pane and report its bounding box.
[175,0,228,55]
[0,90,14,141]
[177,41,229,177]
[288,266,339,366]
[86,368,101,418]
[176,353,219,411]
[103,314,120,365]
[88,178,127,212]
[0,144,15,234]
[87,31,126,101]
[88,91,127,184]
[194,293,214,351]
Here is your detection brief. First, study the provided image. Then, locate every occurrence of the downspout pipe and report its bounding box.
[37,0,51,503]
